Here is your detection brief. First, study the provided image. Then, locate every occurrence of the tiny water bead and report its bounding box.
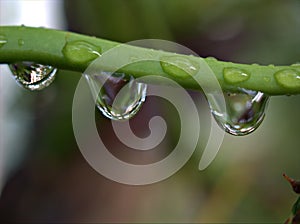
[223,67,250,84]
[9,62,57,91]
[205,56,218,61]
[160,55,199,79]
[18,38,24,47]
[274,69,300,89]
[209,89,269,136]
[62,40,102,64]
[0,34,7,48]
[84,72,147,120]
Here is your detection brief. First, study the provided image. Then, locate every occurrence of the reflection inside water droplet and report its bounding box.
[208,89,269,136]
[84,72,147,120]
[9,62,57,90]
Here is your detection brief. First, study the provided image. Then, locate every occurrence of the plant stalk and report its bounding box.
[0,26,299,95]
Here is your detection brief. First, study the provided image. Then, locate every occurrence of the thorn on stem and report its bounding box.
[283,173,300,194]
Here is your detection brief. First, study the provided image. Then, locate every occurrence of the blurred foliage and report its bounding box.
[0,0,300,223]
[65,0,300,63]
[283,174,300,223]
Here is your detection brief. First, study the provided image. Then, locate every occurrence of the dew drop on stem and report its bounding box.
[160,55,199,79]
[0,34,7,48]
[274,69,300,90]
[18,38,24,47]
[62,40,102,64]
[206,56,218,62]
[84,72,147,120]
[291,62,300,68]
[223,67,250,84]
[8,62,57,91]
[208,89,269,136]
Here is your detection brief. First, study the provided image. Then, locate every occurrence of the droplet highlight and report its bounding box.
[62,40,102,64]
[209,89,269,136]
[223,67,250,84]
[0,34,7,48]
[9,62,57,90]
[160,55,199,79]
[274,69,300,89]
[84,72,147,120]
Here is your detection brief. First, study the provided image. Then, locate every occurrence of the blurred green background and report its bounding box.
[0,0,300,222]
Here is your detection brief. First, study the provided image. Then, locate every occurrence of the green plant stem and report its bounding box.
[0,26,299,95]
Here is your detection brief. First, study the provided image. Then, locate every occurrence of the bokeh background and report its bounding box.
[0,0,300,222]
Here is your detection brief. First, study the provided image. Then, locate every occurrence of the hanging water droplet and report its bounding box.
[160,55,199,79]
[208,89,269,136]
[0,34,7,48]
[62,40,101,64]
[84,72,147,120]
[18,38,24,47]
[9,62,57,90]
[274,69,300,89]
[223,67,250,84]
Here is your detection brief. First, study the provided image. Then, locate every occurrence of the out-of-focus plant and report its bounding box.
[284,174,300,224]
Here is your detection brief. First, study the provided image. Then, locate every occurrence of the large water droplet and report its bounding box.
[0,34,7,48]
[62,40,101,64]
[9,62,57,90]
[84,72,147,120]
[223,67,250,84]
[160,55,199,79]
[209,89,269,136]
[274,69,300,89]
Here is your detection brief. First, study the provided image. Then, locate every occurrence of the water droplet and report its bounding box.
[62,40,102,64]
[223,67,250,84]
[209,89,269,136]
[18,38,24,46]
[206,56,218,61]
[274,69,300,89]
[84,72,147,120]
[9,62,57,90]
[160,55,199,79]
[0,34,7,48]
[291,63,300,69]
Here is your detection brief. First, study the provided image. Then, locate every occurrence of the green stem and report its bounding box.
[0,26,299,95]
